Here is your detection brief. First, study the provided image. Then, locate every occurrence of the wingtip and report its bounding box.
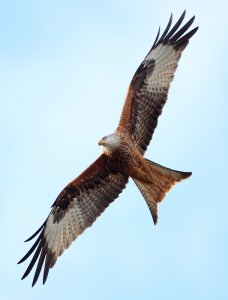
[188,15,196,25]
[43,277,48,286]
[32,279,37,287]
[24,221,46,242]
[194,26,199,33]
[18,253,29,265]
[170,13,173,23]
[180,10,186,22]
[21,272,28,281]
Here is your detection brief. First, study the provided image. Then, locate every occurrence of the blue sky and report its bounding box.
[1,0,228,299]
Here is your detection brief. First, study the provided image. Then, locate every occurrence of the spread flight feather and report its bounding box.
[18,11,198,286]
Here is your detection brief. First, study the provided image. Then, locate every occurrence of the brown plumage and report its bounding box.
[18,11,198,286]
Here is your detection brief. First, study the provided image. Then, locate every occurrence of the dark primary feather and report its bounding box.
[18,154,128,286]
[18,11,198,287]
[156,13,173,44]
[163,11,186,41]
[118,11,198,154]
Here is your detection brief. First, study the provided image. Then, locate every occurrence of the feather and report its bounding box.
[19,11,197,286]
[18,154,128,285]
[118,11,198,154]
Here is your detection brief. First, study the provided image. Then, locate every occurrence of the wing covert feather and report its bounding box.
[118,11,198,154]
[18,154,128,286]
[18,11,198,287]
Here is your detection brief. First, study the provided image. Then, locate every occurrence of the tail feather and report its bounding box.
[133,158,191,224]
[133,178,159,224]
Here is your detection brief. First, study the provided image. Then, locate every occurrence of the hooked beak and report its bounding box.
[98,139,104,146]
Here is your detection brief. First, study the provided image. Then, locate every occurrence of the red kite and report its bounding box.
[18,11,198,286]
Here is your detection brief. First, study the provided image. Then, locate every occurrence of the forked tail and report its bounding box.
[133,159,191,224]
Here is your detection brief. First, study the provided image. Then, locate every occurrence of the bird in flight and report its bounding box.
[18,11,198,286]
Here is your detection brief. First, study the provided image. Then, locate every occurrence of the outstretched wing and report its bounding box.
[118,11,198,154]
[18,154,128,286]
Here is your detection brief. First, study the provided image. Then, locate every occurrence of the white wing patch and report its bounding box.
[145,44,182,90]
[44,202,86,265]
[18,12,197,286]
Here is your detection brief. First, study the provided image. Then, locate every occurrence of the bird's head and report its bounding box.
[98,132,121,155]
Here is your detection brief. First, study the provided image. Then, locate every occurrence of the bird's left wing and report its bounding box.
[18,154,128,286]
[118,11,198,154]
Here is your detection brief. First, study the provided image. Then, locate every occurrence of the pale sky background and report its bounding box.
[1,0,228,299]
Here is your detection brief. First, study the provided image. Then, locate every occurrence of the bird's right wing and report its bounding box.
[18,154,128,286]
[118,11,198,154]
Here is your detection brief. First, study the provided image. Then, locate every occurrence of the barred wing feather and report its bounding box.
[18,154,128,286]
[118,11,198,154]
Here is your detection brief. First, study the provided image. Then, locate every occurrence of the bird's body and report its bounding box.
[18,11,198,286]
[99,128,191,224]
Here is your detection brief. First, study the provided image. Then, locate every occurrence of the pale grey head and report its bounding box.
[98,132,121,155]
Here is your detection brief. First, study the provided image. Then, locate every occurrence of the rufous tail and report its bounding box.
[133,158,191,225]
